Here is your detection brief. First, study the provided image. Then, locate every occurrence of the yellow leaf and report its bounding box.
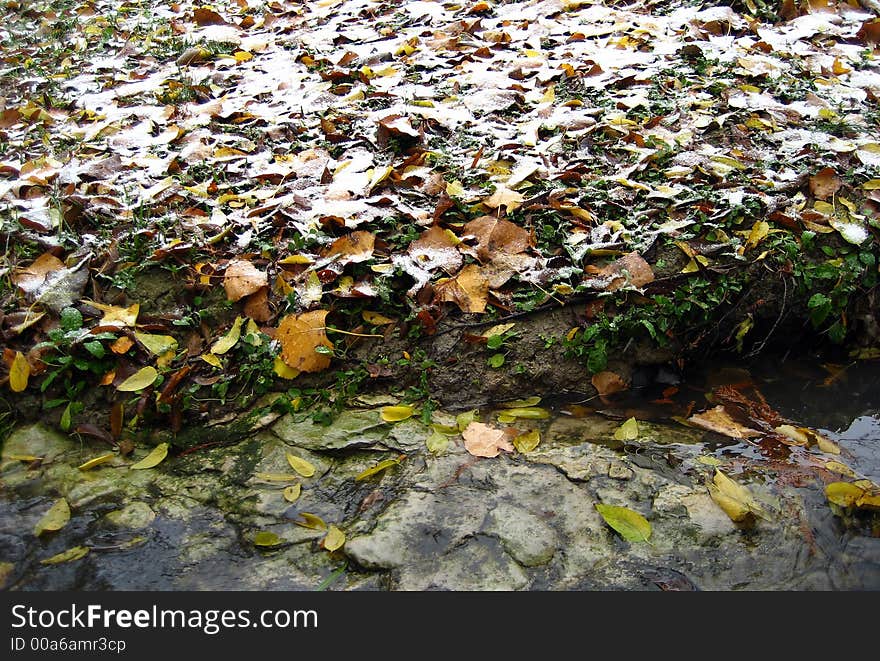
[814,433,841,455]
[135,333,178,357]
[825,482,863,508]
[253,531,283,547]
[294,512,327,530]
[697,455,723,466]
[34,498,70,536]
[774,424,810,446]
[483,323,517,338]
[426,431,450,454]
[130,442,169,470]
[513,429,541,453]
[277,311,333,373]
[116,366,158,392]
[496,413,516,423]
[273,356,300,379]
[234,50,253,62]
[77,453,116,471]
[362,311,396,326]
[40,546,89,565]
[501,407,550,419]
[82,300,139,327]
[499,396,541,408]
[211,316,244,355]
[825,461,857,478]
[355,458,401,481]
[613,417,639,441]
[710,469,767,522]
[745,221,769,251]
[254,472,299,482]
[595,504,651,542]
[380,405,414,422]
[862,179,880,190]
[201,353,222,368]
[286,453,316,478]
[282,483,302,502]
[9,351,29,392]
[456,409,477,432]
[322,525,345,552]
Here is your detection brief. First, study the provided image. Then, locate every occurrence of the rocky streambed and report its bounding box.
[2,361,879,591]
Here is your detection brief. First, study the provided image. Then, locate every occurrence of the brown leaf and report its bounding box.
[323,231,375,265]
[809,167,842,201]
[243,287,271,322]
[434,264,489,313]
[464,216,530,261]
[596,252,655,291]
[688,405,763,439]
[463,421,514,458]
[408,226,462,273]
[224,260,268,302]
[482,186,524,213]
[277,310,334,373]
[193,8,229,26]
[592,371,629,397]
[11,252,65,294]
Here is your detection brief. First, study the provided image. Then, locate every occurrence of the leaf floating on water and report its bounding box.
[613,417,639,441]
[513,429,540,453]
[40,545,89,565]
[595,504,651,543]
[130,443,169,470]
[78,453,116,471]
[774,424,810,446]
[380,405,414,422]
[253,531,284,547]
[825,482,864,508]
[825,461,857,478]
[294,512,328,530]
[282,484,302,502]
[9,351,29,392]
[34,498,70,536]
[710,470,768,523]
[499,396,541,408]
[355,457,401,481]
[463,421,514,458]
[688,405,762,439]
[116,366,158,392]
[322,525,346,552]
[286,453,316,477]
[814,433,841,455]
[211,316,244,355]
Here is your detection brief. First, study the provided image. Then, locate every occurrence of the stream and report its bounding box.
[1,356,878,591]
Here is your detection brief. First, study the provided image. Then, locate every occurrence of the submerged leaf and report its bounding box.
[513,429,541,453]
[595,504,651,542]
[40,545,89,565]
[426,430,450,454]
[254,472,300,482]
[825,482,864,508]
[455,409,478,431]
[130,443,169,470]
[34,498,70,536]
[502,407,550,419]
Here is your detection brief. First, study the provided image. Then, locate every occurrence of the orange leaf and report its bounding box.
[110,336,134,354]
[462,421,514,458]
[434,264,489,313]
[224,260,268,302]
[11,252,64,294]
[809,167,842,201]
[323,231,376,265]
[277,310,334,373]
[464,216,530,261]
[591,371,629,397]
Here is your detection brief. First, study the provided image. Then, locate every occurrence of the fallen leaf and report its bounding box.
[595,504,651,542]
[40,546,89,565]
[513,429,540,453]
[211,316,245,355]
[380,405,414,422]
[193,7,229,26]
[253,531,283,547]
[825,461,857,478]
[277,310,334,373]
[613,417,639,441]
[502,407,550,419]
[464,216,530,261]
[282,484,302,502]
[9,351,29,392]
[688,405,762,439]
[456,410,477,431]
[83,300,139,327]
[710,469,768,523]
[810,167,842,200]
[426,430,450,454]
[254,472,300,482]
[78,453,116,471]
[323,231,376,264]
[463,421,514,458]
[34,498,70,536]
[116,366,158,392]
[224,260,267,302]
[273,356,300,379]
[355,457,401,481]
[135,333,178,357]
[322,525,345,551]
[596,252,654,291]
[286,453,316,477]
[483,186,525,213]
[434,264,489,313]
[294,512,327,530]
[11,252,64,294]
[130,443,169,470]
[591,371,628,397]
[825,481,864,508]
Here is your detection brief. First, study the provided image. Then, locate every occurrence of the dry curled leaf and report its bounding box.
[688,405,762,439]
